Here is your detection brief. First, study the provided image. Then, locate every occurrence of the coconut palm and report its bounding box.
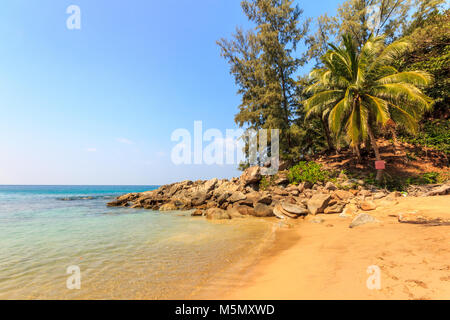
[303,34,433,181]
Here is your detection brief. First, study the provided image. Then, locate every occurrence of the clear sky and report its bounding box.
[0,0,340,185]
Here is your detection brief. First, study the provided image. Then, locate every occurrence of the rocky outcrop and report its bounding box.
[106,166,450,223]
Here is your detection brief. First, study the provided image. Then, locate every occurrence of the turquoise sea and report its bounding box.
[0,185,273,299]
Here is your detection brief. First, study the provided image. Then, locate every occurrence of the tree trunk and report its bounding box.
[320,117,335,152]
[354,143,362,163]
[390,127,399,155]
[367,126,383,182]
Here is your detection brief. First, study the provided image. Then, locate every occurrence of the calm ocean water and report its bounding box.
[0,185,273,299]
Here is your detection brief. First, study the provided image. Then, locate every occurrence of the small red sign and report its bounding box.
[375,161,386,170]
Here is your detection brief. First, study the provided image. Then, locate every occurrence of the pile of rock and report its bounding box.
[107,166,449,220]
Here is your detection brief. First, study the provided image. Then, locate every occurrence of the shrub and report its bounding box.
[287,161,331,185]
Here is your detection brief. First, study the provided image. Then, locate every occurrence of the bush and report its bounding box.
[287,161,331,185]
[399,119,450,155]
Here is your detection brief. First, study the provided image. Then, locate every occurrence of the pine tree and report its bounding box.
[218,0,309,159]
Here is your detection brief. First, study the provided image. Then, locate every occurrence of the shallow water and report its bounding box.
[0,185,273,299]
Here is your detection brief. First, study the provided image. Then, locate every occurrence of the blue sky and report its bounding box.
[0,0,340,185]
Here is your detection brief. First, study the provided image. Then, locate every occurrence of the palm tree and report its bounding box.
[304,34,433,182]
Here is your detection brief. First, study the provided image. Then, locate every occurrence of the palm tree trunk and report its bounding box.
[320,117,335,152]
[367,126,383,182]
[354,143,362,163]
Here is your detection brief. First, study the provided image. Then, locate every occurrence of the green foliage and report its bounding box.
[287,161,331,184]
[304,34,433,160]
[365,171,445,191]
[218,0,310,158]
[400,119,450,154]
[399,9,450,118]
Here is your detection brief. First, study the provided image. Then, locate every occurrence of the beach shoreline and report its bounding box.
[209,195,450,300]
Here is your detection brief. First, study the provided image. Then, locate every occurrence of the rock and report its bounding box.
[234,204,255,216]
[240,166,262,186]
[357,179,365,186]
[358,189,372,197]
[342,204,358,216]
[338,212,351,218]
[226,206,245,218]
[191,209,204,216]
[253,203,274,217]
[341,180,355,189]
[334,190,353,201]
[275,175,289,185]
[307,194,332,215]
[360,200,377,211]
[349,213,377,228]
[107,199,129,207]
[205,208,231,220]
[273,205,287,220]
[373,192,387,200]
[398,212,450,226]
[216,191,231,205]
[228,191,247,203]
[324,203,345,214]
[203,178,219,193]
[281,202,308,215]
[325,182,337,191]
[298,181,313,191]
[159,202,179,211]
[256,193,273,205]
[425,184,450,196]
[117,193,139,202]
[274,204,299,219]
[272,187,289,196]
[191,191,209,206]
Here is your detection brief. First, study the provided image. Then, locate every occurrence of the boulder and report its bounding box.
[334,190,353,201]
[307,194,332,215]
[360,200,377,211]
[203,178,218,193]
[425,184,450,196]
[234,204,255,216]
[281,202,309,216]
[272,187,289,196]
[398,212,450,226]
[107,199,129,207]
[349,213,377,228]
[159,202,179,211]
[324,203,345,214]
[228,191,247,203]
[256,193,273,205]
[240,166,262,186]
[191,191,209,206]
[226,206,245,218]
[191,209,204,217]
[205,208,231,220]
[273,205,287,220]
[275,175,289,185]
[253,203,274,217]
[342,204,358,216]
[325,182,337,191]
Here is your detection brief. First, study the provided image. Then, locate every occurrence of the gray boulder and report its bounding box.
[349,213,377,228]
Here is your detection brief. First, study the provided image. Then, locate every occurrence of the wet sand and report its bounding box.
[215,195,450,300]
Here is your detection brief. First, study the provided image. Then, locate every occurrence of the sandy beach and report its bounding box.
[217,195,450,300]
